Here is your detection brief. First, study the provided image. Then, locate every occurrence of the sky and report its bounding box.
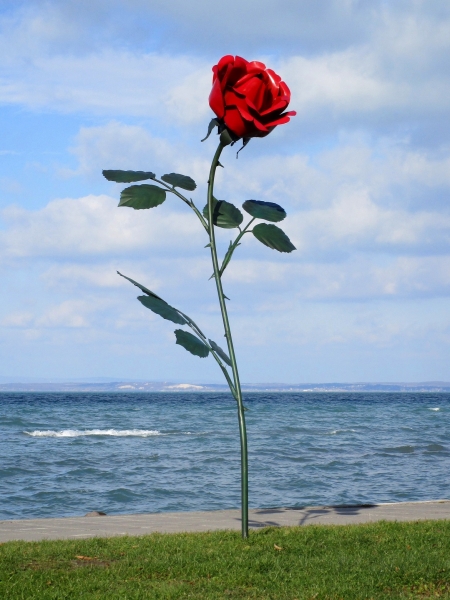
[1,0,450,384]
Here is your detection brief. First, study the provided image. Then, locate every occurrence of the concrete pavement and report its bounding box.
[1,500,449,543]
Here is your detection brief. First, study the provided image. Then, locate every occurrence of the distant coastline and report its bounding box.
[1,380,450,393]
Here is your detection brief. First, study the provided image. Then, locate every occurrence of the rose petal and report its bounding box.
[232,72,255,88]
[223,107,248,138]
[252,118,269,132]
[259,99,288,116]
[247,60,266,72]
[261,71,279,102]
[236,104,255,122]
[217,55,234,71]
[209,79,225,118]
[262,114,292,128]
[266,68,282,85]
[220,62,237,90]
[279,81,291,98]
[234,56,249,70]
[227,58,249,87]
[235,76,266,110]
[227,87,247,99]
[224,89,248,108]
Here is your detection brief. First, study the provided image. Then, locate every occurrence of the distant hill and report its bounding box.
[1,381,450,392]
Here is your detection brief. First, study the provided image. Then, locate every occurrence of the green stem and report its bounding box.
[176,309,237,397]
[218,218,256,278]
[207,142,249,539]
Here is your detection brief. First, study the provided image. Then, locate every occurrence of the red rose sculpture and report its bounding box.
[103,55,296,539]
[209,55,296,140]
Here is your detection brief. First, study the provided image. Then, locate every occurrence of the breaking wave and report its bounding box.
[24,429,162,438]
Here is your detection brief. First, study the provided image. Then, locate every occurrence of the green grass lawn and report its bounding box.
[1,520,450,599]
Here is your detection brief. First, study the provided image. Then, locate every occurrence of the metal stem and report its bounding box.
[207,142,249,539]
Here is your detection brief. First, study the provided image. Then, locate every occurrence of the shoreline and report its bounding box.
[1,499,449,543]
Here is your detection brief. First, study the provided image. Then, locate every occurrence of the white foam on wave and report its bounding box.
[329,428,357,435]
[24,429,162,438]
[429,408,440,411]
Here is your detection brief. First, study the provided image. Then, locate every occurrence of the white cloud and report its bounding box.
[300,255,450,301]
[41,263,161,291]
[69,121,450,213]
[282,51,395,116]
[280,11,450,120]
[1,300,90,329]
[214,142,450,257]
[291,190,450,255]
[0,193,203,260]
[68,122,175,178]
[0,0,382,56]
[222,259,291,285]
[1,1,450,381]
[3,122,450,297]
[222,253,450,302]
[165,68,211,125]
[35,300,90,328]
[1,2,449,135]
[0,5,210,120]
[0,50,209,120]
[0,2,87,61]
[214,137,450,216]
[1,311,34,327]
[68,121,212,186]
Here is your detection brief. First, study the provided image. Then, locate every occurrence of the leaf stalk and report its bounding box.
[153,177,209,232]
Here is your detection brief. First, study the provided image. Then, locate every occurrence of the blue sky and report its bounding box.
[1,0,450,383]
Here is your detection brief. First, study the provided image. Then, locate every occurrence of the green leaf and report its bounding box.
[138,296,187,325]
[119,184,166,210]
[252,223,296,253]
[174,329,209,358]
[242,200,286,222]
[208,339,231,366]
[161,173,197,191]
[218,240,234,277]
[102,170,155,183]
[202,198,243,229]
[236,137,250,157]
[117,271,163,299]
[201,118,219,142]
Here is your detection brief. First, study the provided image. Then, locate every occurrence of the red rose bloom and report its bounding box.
[209,55,296,140]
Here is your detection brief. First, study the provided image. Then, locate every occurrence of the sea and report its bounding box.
[1,392,449,521]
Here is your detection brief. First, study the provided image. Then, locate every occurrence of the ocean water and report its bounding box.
[0,392,449,520]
